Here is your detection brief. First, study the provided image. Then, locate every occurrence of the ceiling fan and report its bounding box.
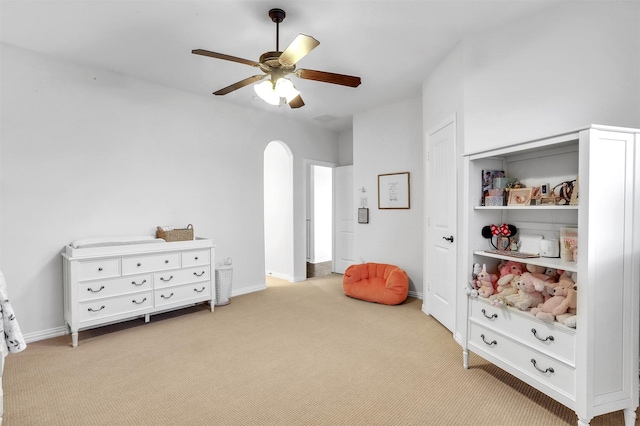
[192,8,361,109]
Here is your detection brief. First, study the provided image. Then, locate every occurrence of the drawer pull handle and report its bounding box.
[480,334,497,346]
[88,305,105,312]
[481,309,497,320]
[194,271,205,277]
[161,293,174,300]
[194,287,206,293]
[87,286,105,293]
[531,328,554,342]
[531,358,554,374]
[132,297,147,305]
[160,276,174,282]
[98,267,103,272]
[131,279,147,286]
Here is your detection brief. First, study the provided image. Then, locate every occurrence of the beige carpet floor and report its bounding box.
[3,274,637,425]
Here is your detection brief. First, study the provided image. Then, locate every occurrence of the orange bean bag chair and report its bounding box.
[343,263,409,305]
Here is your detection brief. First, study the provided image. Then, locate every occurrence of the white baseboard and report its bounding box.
[230,283,266,297]
[24,326,68,344]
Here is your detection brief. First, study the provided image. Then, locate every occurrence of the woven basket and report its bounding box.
[156,224,194,242]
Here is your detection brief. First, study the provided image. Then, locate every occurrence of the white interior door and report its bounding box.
[333,165,354,274]
[424,117,457,332]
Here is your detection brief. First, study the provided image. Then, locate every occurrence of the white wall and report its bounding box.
[0,44,339,339]
[353,97,423,295]
[338,129,353,166]
[463,1,640,152]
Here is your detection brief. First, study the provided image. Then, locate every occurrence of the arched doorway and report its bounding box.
[263,141,294,281]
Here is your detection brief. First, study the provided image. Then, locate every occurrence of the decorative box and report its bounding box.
[484,196,504,206]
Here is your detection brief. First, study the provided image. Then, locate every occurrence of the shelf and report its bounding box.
[473,250,578,272]
[475,205,579,210]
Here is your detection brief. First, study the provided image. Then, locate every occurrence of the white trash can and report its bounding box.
[215,265,233,306]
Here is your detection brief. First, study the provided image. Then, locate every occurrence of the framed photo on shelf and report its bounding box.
[378,172,410,209]
[507,188,533,206]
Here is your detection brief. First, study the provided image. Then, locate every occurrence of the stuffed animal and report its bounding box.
[505,272,545,310]
[530,281,572,323]
[490,274,521,306]
[474,264,498,298]
[554,273,577,315]
[525,264,559,284]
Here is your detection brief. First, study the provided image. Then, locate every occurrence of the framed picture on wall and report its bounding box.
[378,172,410,209]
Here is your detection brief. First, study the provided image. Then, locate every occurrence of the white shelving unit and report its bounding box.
[460,125,639,425]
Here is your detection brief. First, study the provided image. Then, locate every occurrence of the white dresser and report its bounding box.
[62,238,215,347]
[461,125,639,425]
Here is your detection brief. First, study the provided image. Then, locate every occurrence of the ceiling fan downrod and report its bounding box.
[268,8,286,52]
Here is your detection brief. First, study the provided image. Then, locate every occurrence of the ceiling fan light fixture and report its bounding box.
[275,77,300,103]
[253,79,281,106]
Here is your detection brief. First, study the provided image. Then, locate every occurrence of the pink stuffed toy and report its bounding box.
[505,272,545,311]
[474,264,498,298]
[530,282,572,323]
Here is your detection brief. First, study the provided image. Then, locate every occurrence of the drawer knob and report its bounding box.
[161,293,174,299]
[481,309,498,320]
[531,328,554,342]
[131,279,147,286]
[165,260,169,264]
[480,334,497,346]
[531,358,554,374]
[160,276,174,282]
[137,263,142,267]
[98,267,103,272]
[88,305,105,312]
[194,287,206,293]
[87,286,105,293]
[194,271,205,277]
[195,256,199,260]
[132,297,147,305]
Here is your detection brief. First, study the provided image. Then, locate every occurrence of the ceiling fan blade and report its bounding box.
[192,49,260,67]
[288,95,305,109]
[297,69,361,88]
[278,34,320,66]
[213,75,265,96]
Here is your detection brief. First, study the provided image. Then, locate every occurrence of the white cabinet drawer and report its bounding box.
[78,258,120,281]
[121,252,181,275]
[79,291,153,322]
[79,274,152,302]
[470,298,576,365]
[182,249,210,268]
[469,322,576,399]
[154,282,211,308]
[154,266,211,289]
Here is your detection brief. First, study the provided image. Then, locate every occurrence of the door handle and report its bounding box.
[443,236,454,243]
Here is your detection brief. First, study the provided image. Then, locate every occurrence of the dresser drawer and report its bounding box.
[182,249,211,268]
[469,322,576,399]
[121,252,181,275]
[77,258,121,281]
[79,291,153,322]
[154,282,211,308]
[79,274,152,302]
[154,266,211,289]
[469,298,576,365]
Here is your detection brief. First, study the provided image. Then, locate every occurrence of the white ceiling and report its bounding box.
[1,1,558,132]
